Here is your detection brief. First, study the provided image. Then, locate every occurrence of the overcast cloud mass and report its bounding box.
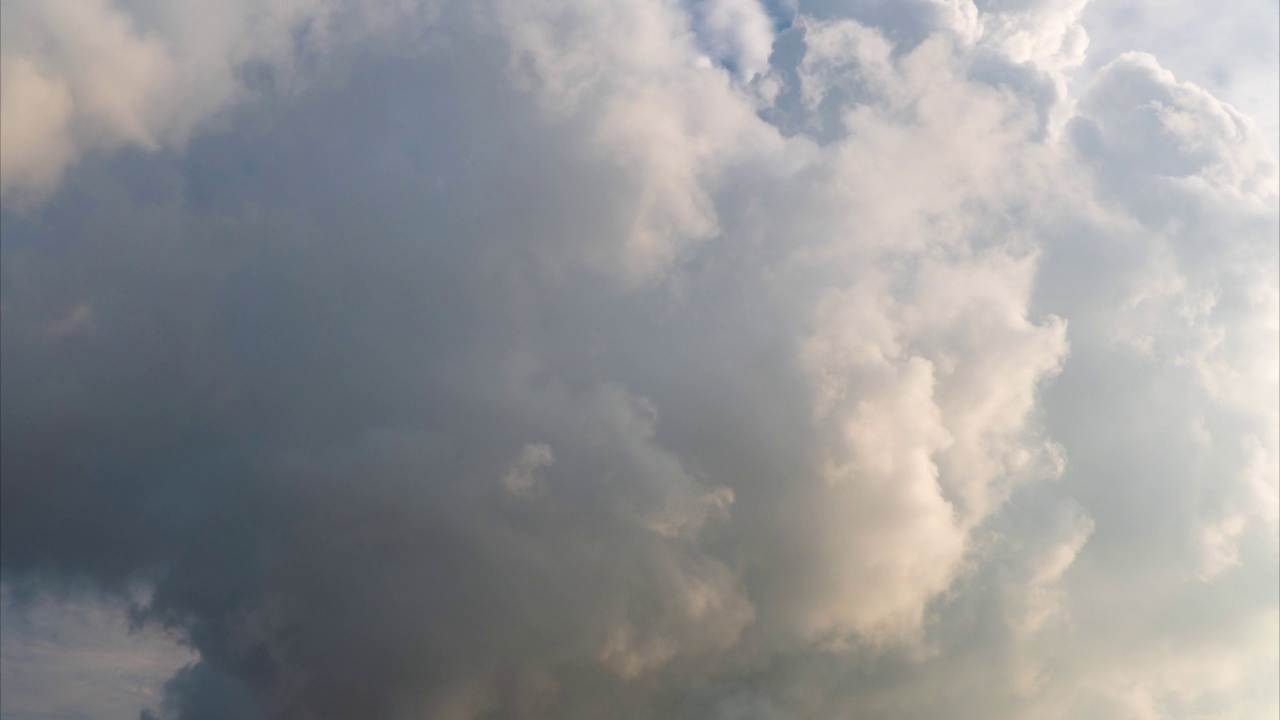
[0,1,1277,718]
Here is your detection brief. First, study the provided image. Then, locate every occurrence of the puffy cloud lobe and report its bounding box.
[1065,48,1279,573]
[0,1,1276,719]
[1077,0,1280,153]
[0,0,436,205]
[0,57,76,200]
[1071,52,1279,194]
[693,0,778,81]
[502,443,554,497]
[795,249,1067,646]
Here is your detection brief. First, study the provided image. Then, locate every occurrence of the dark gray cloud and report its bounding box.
[1,1,1276,719]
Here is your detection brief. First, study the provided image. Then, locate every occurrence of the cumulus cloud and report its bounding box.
[0,0,1275,719]
[502,443,554,497]
[1078,0,1280,151]
[0,0,434,205]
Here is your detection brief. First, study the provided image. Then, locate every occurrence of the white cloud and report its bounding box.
[0,0,1275,718]
[0,589,196,720]
[0,0,438,206]
[694,0,777,81]
[503,442,555,497]
[1080,0,1280,153]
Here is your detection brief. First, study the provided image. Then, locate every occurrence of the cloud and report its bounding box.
[0,0,437,206]
[502,443,555,497]
[0,587,196,720]
[0,0,1275,718]
[1078,0,1280,152]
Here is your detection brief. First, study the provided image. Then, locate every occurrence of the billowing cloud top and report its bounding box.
[1,1,1276,719]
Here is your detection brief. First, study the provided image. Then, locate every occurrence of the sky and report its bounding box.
[0,1,1276,719]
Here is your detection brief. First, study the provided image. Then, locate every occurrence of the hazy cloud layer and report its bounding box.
[1,1,1276,719]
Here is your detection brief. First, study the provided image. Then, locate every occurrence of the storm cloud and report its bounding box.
[1,1,1276,719]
